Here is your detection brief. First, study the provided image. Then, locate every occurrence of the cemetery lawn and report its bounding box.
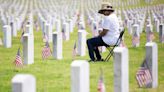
[0,0,164,91]
[0,25,164,92]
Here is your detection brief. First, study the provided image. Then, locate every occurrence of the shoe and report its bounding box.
[96,58,104,62]
[88,59,96,62]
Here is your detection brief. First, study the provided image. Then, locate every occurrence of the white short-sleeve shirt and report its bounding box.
[102,13,120,45]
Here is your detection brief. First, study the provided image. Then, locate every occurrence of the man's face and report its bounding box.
[103,10,111,16]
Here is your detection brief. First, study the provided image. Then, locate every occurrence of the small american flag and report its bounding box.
[97,68,106,92]
[148,32,155,42]
[149,32,155,41]
[72,41,77,60]
[132,36,139,45]
[132,30,140,45]
[136,67,152,88]
[42,41,52,60]
[13,48,23,67]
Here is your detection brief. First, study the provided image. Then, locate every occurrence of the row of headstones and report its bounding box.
[0,0,26,15]
[0,4,30,47]
[11,42,158,92]
[35,0,79,19]
[0,0,79,30]
[2,12,34,47]
[3,22,87,65]
[84,0,141,10]
[0,0,29,26]
[122,6,164,45]
[37,12,77,38]
[129,21,164,47]
[1,8,77,45]
[90,0,161,12]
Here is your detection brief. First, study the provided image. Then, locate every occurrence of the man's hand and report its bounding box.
[99,29,108,37]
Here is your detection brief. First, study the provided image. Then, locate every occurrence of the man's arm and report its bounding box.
[99,29,109,37]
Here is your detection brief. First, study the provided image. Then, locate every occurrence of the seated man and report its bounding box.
[87,2,120,62]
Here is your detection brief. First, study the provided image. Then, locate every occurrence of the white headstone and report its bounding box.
[7,16,11,25]
[91,21,98,37]
[137,20,142,33]
[68,19,73,33]
[3,25,12,48]
[71,60,89,92]
[77,30,86,56]
[155,19,159,32]
[146,24,153,42]
[25,25,33,35]
[55,19,61,32]
[15,18,21,31]
[23,33,34,65]
[100,46,106,53]
[127,20,132,35]
[63,22,70,41]
[145,42,158,88]
[11,21,17,37]
[53,32,63,59]
[132,24,140,47]
[12,74,36,92]
[114,47,129,92]
[45,23,52,42]
[41,20,46,33]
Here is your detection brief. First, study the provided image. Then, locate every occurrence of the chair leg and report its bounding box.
[105,49,113,62]
[105,53,110,61]
[105,46,116,62]
[106,51,114,61]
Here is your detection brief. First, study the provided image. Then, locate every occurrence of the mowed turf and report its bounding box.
[0,22,164,92]
[0,1,164,92]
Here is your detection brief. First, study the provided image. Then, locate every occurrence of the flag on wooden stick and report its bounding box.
[72,41,77,60]
[13,48,23,67]
[149,32,155,41]
[136,58,152,88]
[132,36,139,45]
[42,41,52,60]
[97,68,106,92]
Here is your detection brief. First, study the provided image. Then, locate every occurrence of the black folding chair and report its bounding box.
[104,29,125,62]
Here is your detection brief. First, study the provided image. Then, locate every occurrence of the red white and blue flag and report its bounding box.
[136,67,152,87]
[42,41,52,60]
[97,68,106,92]
[13,48,23,67]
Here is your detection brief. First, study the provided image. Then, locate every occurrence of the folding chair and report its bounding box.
[104,29,125,62]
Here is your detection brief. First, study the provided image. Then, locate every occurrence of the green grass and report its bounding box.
[0,22,164,92]
[0,1,164,92]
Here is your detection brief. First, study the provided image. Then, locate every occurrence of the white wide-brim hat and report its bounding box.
[98,2,114,14]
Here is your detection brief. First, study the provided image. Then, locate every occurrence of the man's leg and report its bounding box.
[87,38,96,61]
[87,36,107,61]
[94,47,101,60]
